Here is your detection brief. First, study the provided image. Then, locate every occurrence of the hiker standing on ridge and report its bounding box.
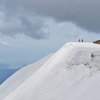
[82,39,83,42]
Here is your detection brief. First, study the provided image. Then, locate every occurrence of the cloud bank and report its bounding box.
[18,0,100,32]
[0,0,100,39]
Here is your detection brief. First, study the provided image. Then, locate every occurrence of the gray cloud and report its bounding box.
[20,0,100,33]
[0,39,9,45]
[0,3,49,39]
[1,0,100,38]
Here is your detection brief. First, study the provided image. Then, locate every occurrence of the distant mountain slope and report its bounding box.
[1,42,100,100]
[0,69,18,85]
[0,54,53,100]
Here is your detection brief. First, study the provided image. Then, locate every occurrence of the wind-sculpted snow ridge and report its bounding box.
[1,42,100,100]
[0,54,53,100]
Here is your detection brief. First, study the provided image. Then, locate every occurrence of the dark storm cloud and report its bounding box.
[21,0,100,32]
[18,0,100,32]
[1,0,100,36]
[0,2,49,39]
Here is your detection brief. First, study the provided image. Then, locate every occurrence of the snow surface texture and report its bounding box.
[1,42,100,100]
[0,54,53,100]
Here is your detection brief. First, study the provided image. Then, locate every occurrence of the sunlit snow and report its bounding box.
[0,42,100,100]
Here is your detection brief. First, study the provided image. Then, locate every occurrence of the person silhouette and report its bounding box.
[82,39,83,42]
[79,39,80,42]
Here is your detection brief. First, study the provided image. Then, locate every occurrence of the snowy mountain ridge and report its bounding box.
[0,53,53,99]
[0,42,100,100]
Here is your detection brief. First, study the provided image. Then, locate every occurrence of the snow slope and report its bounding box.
[0,54,53,100]
[1,42,100,100]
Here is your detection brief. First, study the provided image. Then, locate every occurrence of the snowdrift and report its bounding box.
[0,54,53,100]
[1,42,100,100]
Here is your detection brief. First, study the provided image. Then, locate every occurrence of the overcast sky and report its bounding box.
[0,0,100,69]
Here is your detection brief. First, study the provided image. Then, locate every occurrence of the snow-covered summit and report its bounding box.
[1,42,100,100]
